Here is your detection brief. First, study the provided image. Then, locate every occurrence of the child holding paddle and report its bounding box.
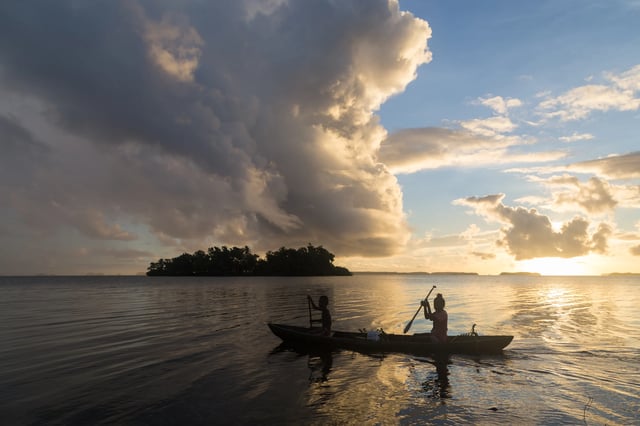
[308,295,332,336]
[422,293,448,343]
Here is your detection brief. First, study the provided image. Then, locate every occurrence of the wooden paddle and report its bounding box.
[403,285,436,334]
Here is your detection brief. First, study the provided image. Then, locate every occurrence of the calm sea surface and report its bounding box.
[1,274,638,425]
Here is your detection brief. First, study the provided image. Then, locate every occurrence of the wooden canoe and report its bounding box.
[268,323,513,356]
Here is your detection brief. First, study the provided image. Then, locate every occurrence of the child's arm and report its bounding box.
[421,299,432,319]
[307,295,319,310]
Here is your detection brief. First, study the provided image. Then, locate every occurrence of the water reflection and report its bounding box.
[269,342,455,420]
[419,355,451,401]
[270,343,335,382]
[307,352,333,383]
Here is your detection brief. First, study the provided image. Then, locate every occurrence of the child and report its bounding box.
[422,293,448,343]
[308,295,332,335]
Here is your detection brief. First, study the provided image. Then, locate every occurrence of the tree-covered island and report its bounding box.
[147,244,351,276]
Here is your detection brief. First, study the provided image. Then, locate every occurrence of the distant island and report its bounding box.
[147,244,351,276]
[353,271,478,275]
[500,272,541,276]
[429,272,479,276]
[603,272,640,276]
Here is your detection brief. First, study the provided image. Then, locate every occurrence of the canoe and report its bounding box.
[268,323,513,356]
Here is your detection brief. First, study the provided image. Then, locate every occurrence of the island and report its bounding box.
[146,244,351,276]
[603,272,640,276]
[353,271,478,275]
[499,272,541,276]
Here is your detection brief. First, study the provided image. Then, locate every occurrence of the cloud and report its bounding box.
[471,251,496,260]
[509,155,640,213]
[459,115,517,137]
[378,87,576,175]
[0,114,50,175]
[477,95,522,115]
[76,247,154,260]
[0,0,433,267]
[606,64,640,91]
[378,127,564,174]
[545,175,617,214]
[631,245,640,256]
[568,152,640,179]
[537,64,640,121]
[559,132,594,143]
[143,12,203,82]
[454,194,612,260]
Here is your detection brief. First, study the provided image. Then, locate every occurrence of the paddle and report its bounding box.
[403,285,436,334]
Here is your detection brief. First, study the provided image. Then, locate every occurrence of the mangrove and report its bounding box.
[147,244,351,276]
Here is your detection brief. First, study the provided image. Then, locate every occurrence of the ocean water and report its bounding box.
[1,274,638,425]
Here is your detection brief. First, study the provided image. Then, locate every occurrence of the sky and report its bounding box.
[0,0,639,276]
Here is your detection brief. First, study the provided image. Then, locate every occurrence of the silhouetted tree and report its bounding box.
[146,244,350,276]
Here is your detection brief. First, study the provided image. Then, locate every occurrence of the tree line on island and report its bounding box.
[147,244,351,276]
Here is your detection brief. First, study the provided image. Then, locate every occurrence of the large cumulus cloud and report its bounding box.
[454,194,612,260]
[0,0,431,271]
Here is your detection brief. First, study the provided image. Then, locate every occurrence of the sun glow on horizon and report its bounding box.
[518,257,594,276]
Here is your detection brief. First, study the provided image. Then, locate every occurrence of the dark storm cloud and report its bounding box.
[0,0,432,264]
[0,114,50,177]
[0,1,246,175]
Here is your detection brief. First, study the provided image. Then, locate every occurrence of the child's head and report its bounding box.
[434,293,445,311]
[319,295,329,308]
